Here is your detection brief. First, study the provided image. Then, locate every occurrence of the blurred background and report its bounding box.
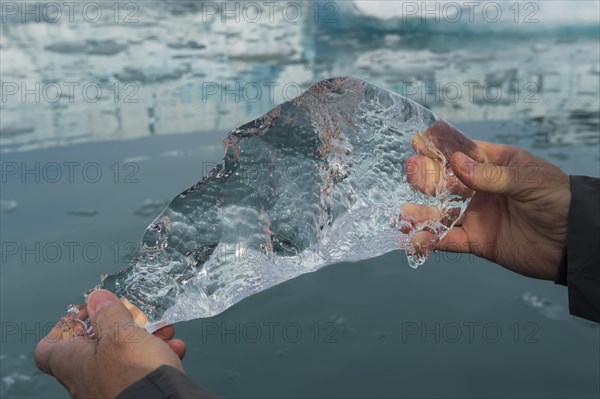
[1,1,599,397]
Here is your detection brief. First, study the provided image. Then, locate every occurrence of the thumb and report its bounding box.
[87,289,134,336]
[451,152,519,196]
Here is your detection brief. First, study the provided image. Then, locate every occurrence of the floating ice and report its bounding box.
[330,1,600,34]
[520,292,570,321]
[0,200,18,213]
[95,77,481,331]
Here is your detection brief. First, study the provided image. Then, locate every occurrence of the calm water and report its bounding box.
[1,1,599,398]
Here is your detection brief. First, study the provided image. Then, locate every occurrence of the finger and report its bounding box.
[446,173,474,199]
[34,319,91,376]
[167,339,187,360]
[34,320,65,375]
[412,131,443,160]
[153,325,175,341]
[120,297,149,327]
[451,152,521,196]
[67,303,88,321]
[45,336,92,383]
[87,290,134,342]
[400,204,443,234]
[435,227,470,253]
[58,317,87,339]
[406,155,442,196]
[406,155,472,199]
[411,230,438,257]
[471,143,565,189]
[472,140,515,166]
[418,121,486,163]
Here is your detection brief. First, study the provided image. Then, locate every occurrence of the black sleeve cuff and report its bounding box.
[117,365,215,399]
[561,176,600,323]
[554,246,568,286]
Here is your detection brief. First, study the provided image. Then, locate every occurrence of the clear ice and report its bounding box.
[96,77,481,332]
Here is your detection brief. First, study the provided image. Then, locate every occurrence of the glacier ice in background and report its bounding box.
[97,77,481,331]
[2,1,598,153]
[331,1,600,34]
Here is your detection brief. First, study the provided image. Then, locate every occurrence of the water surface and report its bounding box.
[1,1,599,397]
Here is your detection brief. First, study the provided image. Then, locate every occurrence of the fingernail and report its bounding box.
[88,289,116,314]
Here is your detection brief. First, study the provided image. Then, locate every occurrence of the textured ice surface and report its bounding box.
[97,77,480,331]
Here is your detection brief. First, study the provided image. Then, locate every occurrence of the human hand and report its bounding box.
[404,125,570,280]
[34,290,187,398]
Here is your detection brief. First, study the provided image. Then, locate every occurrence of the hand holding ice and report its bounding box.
[97,77,482,331]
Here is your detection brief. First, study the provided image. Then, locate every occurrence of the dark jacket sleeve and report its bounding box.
[116,365,214,399]
[555,176,600,323]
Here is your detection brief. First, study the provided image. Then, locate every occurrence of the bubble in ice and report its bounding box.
[93,77,483,332]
